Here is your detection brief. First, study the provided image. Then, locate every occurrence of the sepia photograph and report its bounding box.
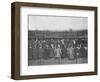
[28,15,88,66]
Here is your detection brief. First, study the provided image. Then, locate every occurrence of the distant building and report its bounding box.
[28,30,88,40]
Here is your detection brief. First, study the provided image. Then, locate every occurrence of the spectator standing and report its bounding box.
[55,45,62,64]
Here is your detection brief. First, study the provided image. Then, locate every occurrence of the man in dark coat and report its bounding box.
[38,46,44,65]
[79,44,86,58]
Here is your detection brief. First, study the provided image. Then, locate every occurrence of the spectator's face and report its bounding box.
[51,44,53,48]
[58,45,60,48]
[46,45,49,48]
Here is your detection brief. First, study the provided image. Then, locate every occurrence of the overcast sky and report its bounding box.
[28,15,88,31]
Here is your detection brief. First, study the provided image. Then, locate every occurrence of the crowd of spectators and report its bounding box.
[28,38,88,61]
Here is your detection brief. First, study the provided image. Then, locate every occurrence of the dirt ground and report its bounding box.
[28,57,87,66]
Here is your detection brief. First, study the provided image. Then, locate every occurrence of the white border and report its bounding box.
[20,7,95,75]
